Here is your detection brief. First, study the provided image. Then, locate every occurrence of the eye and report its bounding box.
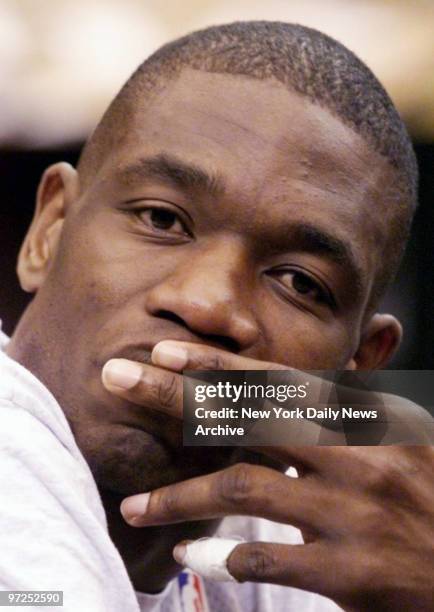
[270,268,335,307]
[135,207,190,236]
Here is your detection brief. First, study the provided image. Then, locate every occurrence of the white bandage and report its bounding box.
[182,537,242,582]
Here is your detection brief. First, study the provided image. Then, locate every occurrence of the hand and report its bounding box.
[102,341,432,446]
[103,341,434,611]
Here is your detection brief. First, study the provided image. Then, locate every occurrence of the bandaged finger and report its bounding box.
[174,537,241,582]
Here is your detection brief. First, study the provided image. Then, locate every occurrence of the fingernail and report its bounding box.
[120,493,150,523]
[173,543,187,564]
[102,359,142,390]
[152,342,188,370]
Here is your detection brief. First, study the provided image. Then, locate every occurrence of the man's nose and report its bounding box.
[145,237,260,351]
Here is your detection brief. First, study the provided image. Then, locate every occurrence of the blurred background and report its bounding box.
[1,0,433,367]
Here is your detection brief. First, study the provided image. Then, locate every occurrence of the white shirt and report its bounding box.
[0,322,340,611]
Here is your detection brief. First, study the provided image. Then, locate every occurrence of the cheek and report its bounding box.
[51,212,159,314]
[44,211,185,366]
[260,306,354,369]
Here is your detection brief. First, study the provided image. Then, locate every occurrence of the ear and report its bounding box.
[17,162,79,293]
[345,313,402,370]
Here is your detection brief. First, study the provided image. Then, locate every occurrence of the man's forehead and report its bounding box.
[111,69,391,201]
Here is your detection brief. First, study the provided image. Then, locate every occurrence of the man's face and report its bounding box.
[13,70,395,495]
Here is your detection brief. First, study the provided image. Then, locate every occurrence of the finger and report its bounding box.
[152,341,396,437]
[100,359,345,471]
[100,360,332,468]
[120,462,332,533]
[102,359,183,418]
[174,538,336,597]
[100,358,362,475]
[152,342,392,447]
[151,340,289,372]
[100,359,330,461]
[151,341,339,465]
[173,538,240,582]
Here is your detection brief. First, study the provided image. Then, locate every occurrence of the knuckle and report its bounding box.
[156,374,178,408]
[243,543,277,580]
[363,462,405,497]
[157,488,182,520]
[203,353,226,370]
[218,463,254,506]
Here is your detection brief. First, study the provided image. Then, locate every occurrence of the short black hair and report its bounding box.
[78,21,418,306]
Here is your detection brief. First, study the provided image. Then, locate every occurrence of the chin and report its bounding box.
[78,423,236,496]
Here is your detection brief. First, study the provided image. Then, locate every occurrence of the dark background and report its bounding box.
[1,143,433,368]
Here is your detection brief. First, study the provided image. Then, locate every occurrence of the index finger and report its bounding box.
[102,359,183,419]
[100,359,327,472]
[120,462,331,532]
[151,340,290,372]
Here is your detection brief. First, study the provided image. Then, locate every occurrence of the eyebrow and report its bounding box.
[117,153,224,197]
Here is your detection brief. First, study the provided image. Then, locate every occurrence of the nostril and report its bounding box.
[205,334,240,354]
[154,309,240,354]
[155,310,186,327]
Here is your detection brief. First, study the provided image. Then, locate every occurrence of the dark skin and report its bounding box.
[6,70,433,605]
[110,342,433,611]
